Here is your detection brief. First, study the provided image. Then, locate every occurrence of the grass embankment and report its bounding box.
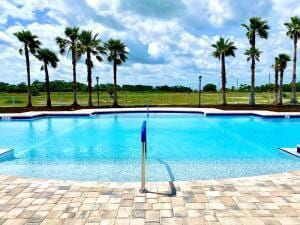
[0,91,288,107]
[0,91,300,113]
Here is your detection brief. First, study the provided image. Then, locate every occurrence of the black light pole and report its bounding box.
[268,72,271,104]
[198,75,202,107]
[96,76,99,108]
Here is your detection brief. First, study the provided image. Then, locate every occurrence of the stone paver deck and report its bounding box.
[0,171,299,225]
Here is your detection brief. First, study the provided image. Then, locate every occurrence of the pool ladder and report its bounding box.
[140,121,147,193]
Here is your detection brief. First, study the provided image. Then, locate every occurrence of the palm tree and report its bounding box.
[212,37,237,105]
[13,30,41,107]
[284,16,300,104]
[277,54,291,105]
[56,26,81,107]
[245,47,262,105]
[35,48,59,107]
[242,17,270,106]
[271,57,280,104]
[79,30,106,107]
[105,39,128,107]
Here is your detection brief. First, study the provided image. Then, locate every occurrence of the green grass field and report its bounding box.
[0,91,296,107]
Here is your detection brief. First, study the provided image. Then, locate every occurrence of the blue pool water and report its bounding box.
[0,113,299,181]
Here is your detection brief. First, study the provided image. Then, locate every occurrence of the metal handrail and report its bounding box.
[146,104,149,118]
[140,120,147,193]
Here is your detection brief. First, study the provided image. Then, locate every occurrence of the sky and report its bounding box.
[0,0,300,89]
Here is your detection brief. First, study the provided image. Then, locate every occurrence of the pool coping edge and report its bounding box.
[1,107,300,120]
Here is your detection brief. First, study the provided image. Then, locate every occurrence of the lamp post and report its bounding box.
[96,76,99,108]
[236,77,239,104]
[198,75,202,107]
[268,72,271,104]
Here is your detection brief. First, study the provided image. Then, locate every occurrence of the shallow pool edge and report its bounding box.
[1,107,300,120]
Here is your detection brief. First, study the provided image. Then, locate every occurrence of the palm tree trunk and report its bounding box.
[24,45,32,107]
[221,54,227,105]
[71,48,79,107]
[274,66,279,104]
[249,56,255,106]
[87,51,93,107]
[278,68,284,105]
[113,61,118,107]
[291,35,298,104]
[249,34,256,106]
[44,63,51,107]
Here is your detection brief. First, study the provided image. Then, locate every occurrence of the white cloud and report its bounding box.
[182,0,233,27]
[207,0,233,26]
[47,10,68,26]
[0,31,14,44]
[85,0,119,11]
[0,1,35,24]
[148,42,170,59]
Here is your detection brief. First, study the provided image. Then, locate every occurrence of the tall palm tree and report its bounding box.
[79,30,106,107]
[277,54,291,105]
[13,30,41,107]
[242,17,270,106]
[212,37,237,105]
[284,16,300,104]
[105,39,128,107]
[35,48,59,107]
[56,26,81,107]
[271,57,280,104]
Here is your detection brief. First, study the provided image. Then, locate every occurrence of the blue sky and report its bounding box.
[0,0,300,89]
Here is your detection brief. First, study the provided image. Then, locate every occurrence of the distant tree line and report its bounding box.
[0,80,193,94]
[203,82,300,92]
[2,80,300,95]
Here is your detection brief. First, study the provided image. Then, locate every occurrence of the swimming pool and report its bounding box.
[0,112,299,181]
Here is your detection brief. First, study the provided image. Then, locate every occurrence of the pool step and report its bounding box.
[0,148,14,162]
[279,148,300,158]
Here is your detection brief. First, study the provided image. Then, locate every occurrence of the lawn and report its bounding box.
[0,91,294,107]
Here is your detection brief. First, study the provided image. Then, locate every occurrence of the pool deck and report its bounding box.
[0,108,300,224]
[0,172,299,225]
[2,107,300,119]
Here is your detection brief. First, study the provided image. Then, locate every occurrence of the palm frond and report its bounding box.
[96,55,103,62]
[105,39,129,65]
[284,16,300,39]
[36,48,59,68]
[244,47,262,62]
[212,37,237,59]
[278,53,291,69]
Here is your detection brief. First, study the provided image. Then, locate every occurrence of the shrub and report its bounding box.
[203,84,217,92]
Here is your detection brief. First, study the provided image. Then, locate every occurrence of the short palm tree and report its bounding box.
[79,30,106,107]
[277,54,291,105]
[105,39,128,107]
[245,47,262,101]
[35,48,59,107]
[13,30,41,107]
[271,57,280,104]
[242,17,269,106]
[212,37,237,105]
[56,26,81,107]
[284,16,300,104]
